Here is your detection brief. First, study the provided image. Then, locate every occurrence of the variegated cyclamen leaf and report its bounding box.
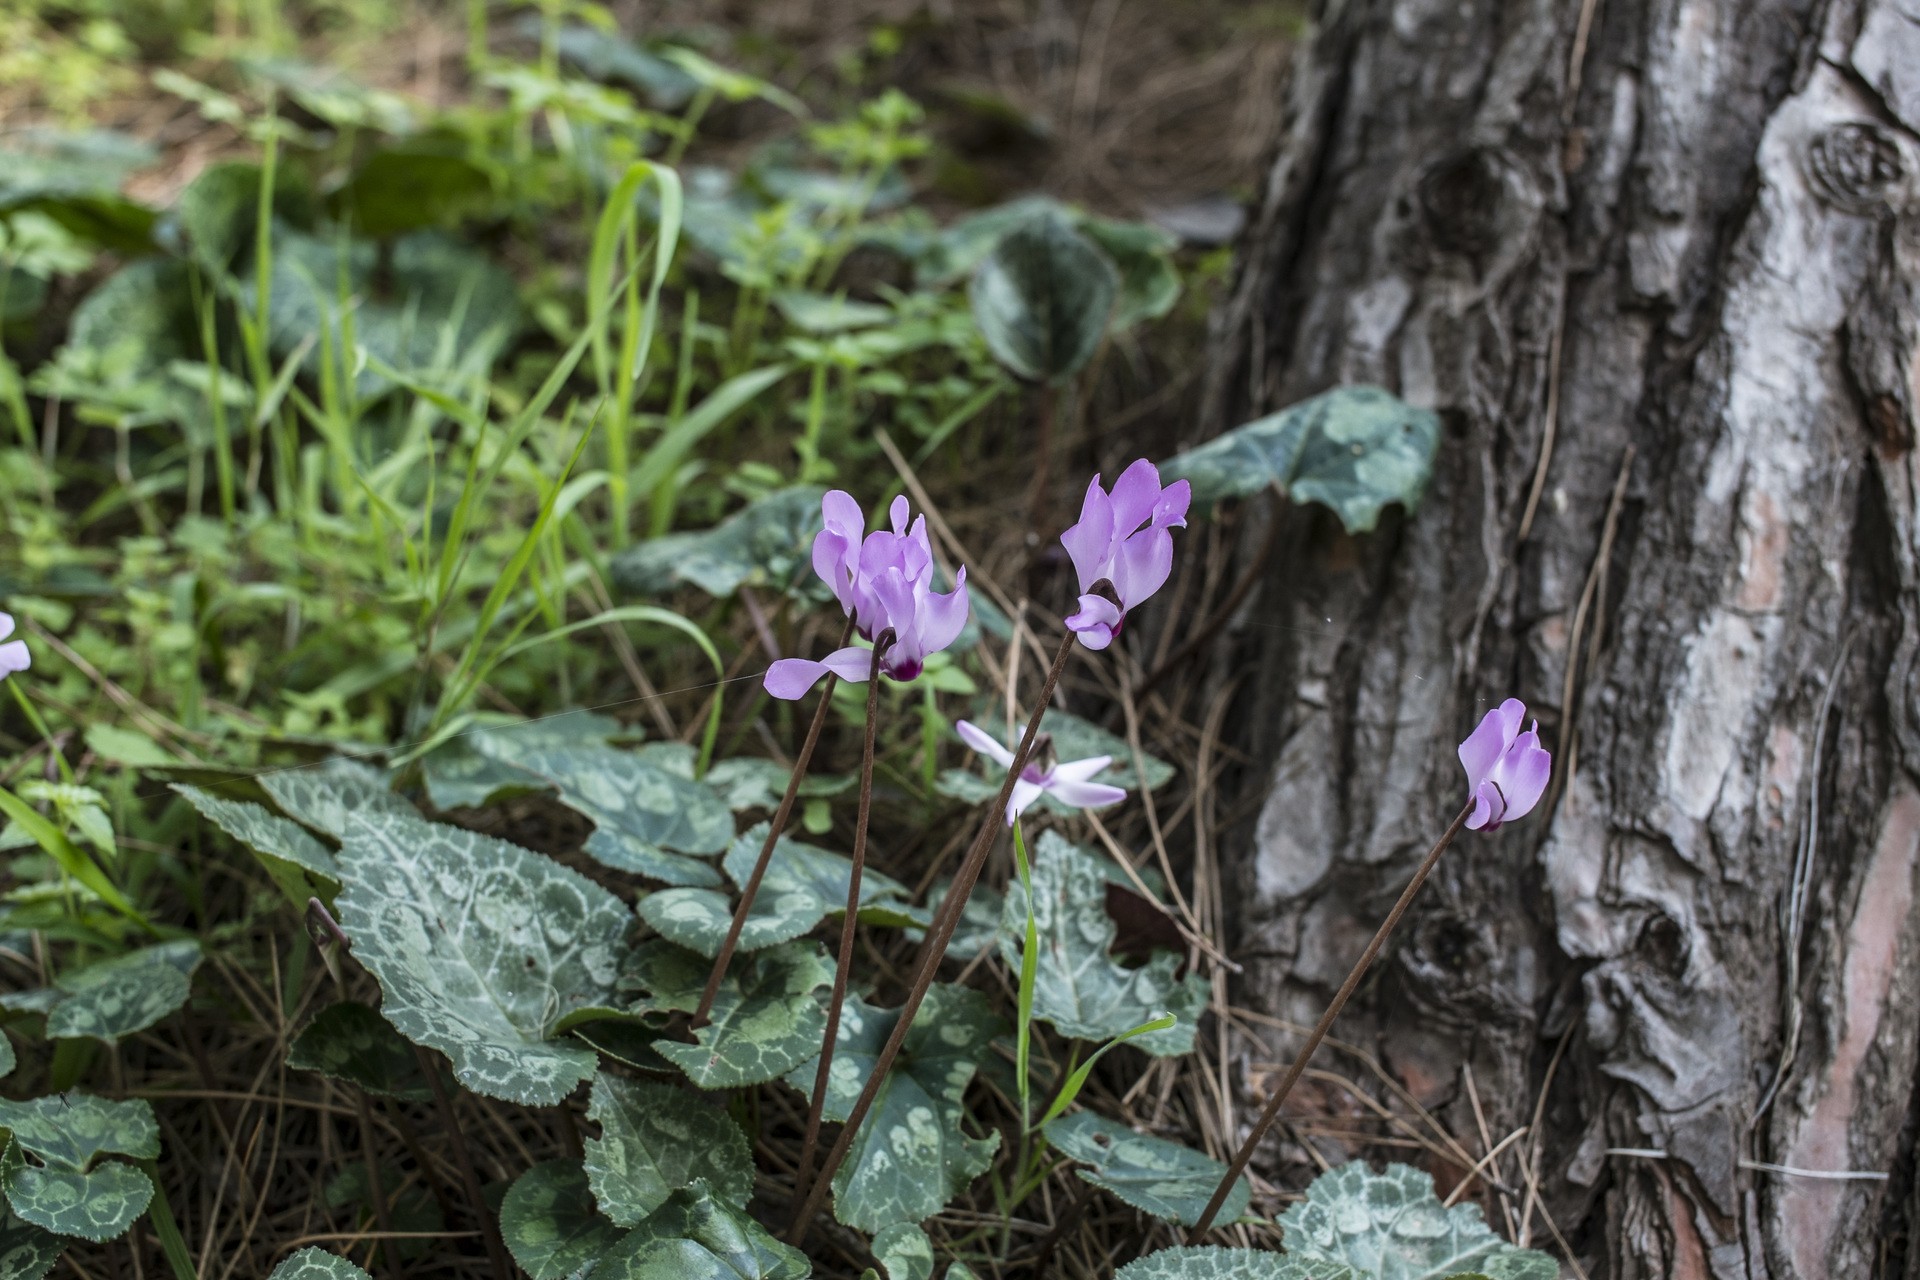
[173,784,341,904]
[476,743,731,886]
[584,1074,753,1226]
[288,1002,440,1102]
[419,710,622,810]
[1001,832,1208,1055]
[1,1159,152,1243]
[1115,1247,1359,1280]
[783,985,1003,1233]
[968,209,1117,383]
[637,887,814,958]
[335,811,631,1104]
[593,1181,809,1280]
[1161,385,1440,533]
[0,1202,62,1280]
[500,1159,623,1280]
[0,1033,13,1080]
[721,823,920,926]
[1277,1163,1557,1280]
[260,758,412,839]
[0,1095,160,1169]
[624,940,832,1089]
[701,757,854,813]
[39,940,201,1043]
[1043,1111,1248,1227]
[871,1223,933,1280]
[266,1247,376,1279]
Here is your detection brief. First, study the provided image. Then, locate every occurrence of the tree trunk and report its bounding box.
[1201,0,1920,1274]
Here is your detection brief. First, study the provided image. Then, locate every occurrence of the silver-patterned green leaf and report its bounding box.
[266,1247,376,1279]
[475,743,730,886]
[1162,385,1440,533]
[174,784,341,903]
[584,1074,753,1226]
[335,811,631,1104]
[0,1096,158,1170]
[500,1159,623,1280]
[701,758,853,813]
[722,823,918,923]
[1001,832,1207,1055]
[419,711,623,810]
[0,1202,62,1280]
[1277,1163,1557,1280]
[968,209,1117,383]
[610,486,826,600]
[1080,216,1181,330]
[0,1034,13,1081]
[623,940,832,1089]
[783,985,1003,1233]
[260,758,412,839]
[287,1001,439,1101]
[1115,1247,1358,1280]
[594,1181,809,1280]
[871,1222,933,1280]
[920,878,1005,963]
[1043,1111,1248,1227]
[1,1158,151,1243]
[638,888,811,958]
[36,941,201,1043]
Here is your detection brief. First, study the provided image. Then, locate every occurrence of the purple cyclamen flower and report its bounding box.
[765,493,970,700]
[1457,698,1551,831]
[1060,459,1190,650]
[0,613,27,682]
[955,720,1127,825]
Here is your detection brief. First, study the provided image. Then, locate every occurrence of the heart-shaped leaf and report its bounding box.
[584,1074,753,1226]
[174,784,341,904]
[968,210,1117,383]
[260,758,412,841]
[1277,1163,1557,1280]
[1043,1111,1248,1227]
[288,1002,441,1102]
[1001,832,1208,1055]
[0,1158,152,1243]
[475,743,731,886]
[267,1248,376,1279]
[1116,1248,1357,1279]
[1162,385,1440,533]
[36,940,202,1043]
[593,1181,809,1280]
[500,1159,624,1280]
[0,1202,62,1280]
[0,1096,159,1170]
[418,711,622,810]
[0,1095,160,1244]
[611,487,827,600]
[623,940,832,1089]
[336,811,632,1104]
[701,758,853,813]
[783,985,1003,1232]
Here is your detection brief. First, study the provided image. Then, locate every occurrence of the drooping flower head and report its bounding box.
[1060,459,1190,650]
[1457,698,1551,831]
[955,720,1127,825]
[0,613,27,682]
[766,492,970,700]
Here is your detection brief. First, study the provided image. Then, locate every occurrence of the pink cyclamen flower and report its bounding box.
[0,613,27,682]
[765,492,970,700]
[1457,698,1551,831]
[1060,459,1190,650]
[955,720,1127,825]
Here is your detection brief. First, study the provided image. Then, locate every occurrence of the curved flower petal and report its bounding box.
[1492,725,1551,823]
[1465,780,1506,831]
[1457,699,1523,788]
[765,658,832,701]
[1151,478,1191,530]
[1048,755,1114,785]
[1060,478,1115,592]
[1047,778,1128,810]
[888,494,911,536]
[0,612,14,643]
[911,571,970,661]
[1064,594,1121,649]
[1005,779,1047,824]
[1108,458,1164,533]
[0,638,27,678]
[955,719,1017,769]
[1112,526,1174,612]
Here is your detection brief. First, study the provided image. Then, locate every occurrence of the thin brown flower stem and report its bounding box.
[1187,800,1476,1239]
[414,1045,512,1280]
[694,615,857,1027]
[794,632,891,1205]
[787,629,1079,1244]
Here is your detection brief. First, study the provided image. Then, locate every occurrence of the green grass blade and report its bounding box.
[1037,1012,1179,1129]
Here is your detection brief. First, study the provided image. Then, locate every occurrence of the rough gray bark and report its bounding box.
[1201,0,1920,1275]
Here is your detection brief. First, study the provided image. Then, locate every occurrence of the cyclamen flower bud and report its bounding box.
[765,493,970,700]
[1457,698,1551,831]
[1059,459,1190,650]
